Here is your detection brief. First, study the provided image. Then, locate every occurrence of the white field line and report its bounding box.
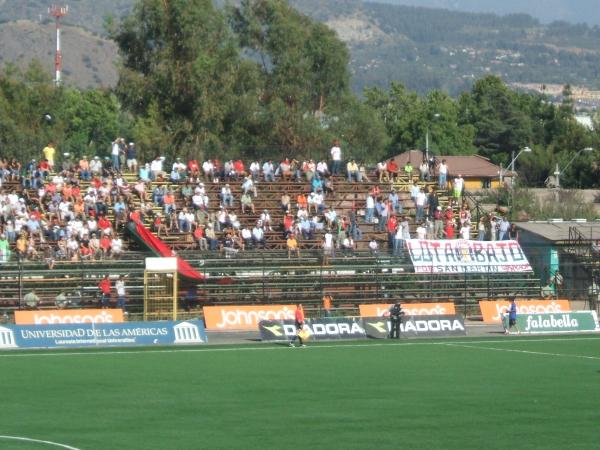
[0,336,599,358]
[0,435,81,450]
[444,342,600,361]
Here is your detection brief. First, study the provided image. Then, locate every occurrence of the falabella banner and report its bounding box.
[359,303,456,318]
[15,309,124,325]
[203,305,296,330]
[362,315,467,339]
[406,239,532,274]
[510,311,599,334]
[259,317,367,341]
[0,320,207,349]
[479,300,571,323]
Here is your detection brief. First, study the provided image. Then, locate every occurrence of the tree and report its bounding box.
[112,0,250,160]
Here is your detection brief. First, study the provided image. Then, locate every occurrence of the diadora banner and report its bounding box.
[259,317,367,341]
[0,320,207,349]
[359,303,456,317]
[362,315,467,339]
[479,300,571,323]
[406,239,533,273]
[510,311,599,334]
[203,305,296,330]
[15,309,125,325]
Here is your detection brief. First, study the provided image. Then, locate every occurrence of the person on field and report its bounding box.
[289,304,307,347]
[505,297,520,335]
[388,302,404,339]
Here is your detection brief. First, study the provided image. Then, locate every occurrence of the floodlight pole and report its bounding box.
[425,113,440,161]
[553,147,593,188]
[505,146,532,216]
[49,4,68,87]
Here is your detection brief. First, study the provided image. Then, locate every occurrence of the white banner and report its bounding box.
[406,239,532,273]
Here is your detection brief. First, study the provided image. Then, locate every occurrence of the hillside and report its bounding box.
[365,0,600,27]
[2,0,600,95]
[0,20,118,89]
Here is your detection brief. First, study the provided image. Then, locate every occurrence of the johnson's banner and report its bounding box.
[0,320,207,349]
[479,300,571,323]
[359,303,456,317]
[406,239,532,274]
[203,305,296,330]
[15,309,124,325]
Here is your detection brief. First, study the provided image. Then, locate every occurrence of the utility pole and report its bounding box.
[49,4,68,87]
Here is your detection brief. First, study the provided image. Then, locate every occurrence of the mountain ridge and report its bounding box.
[1,0,599,96]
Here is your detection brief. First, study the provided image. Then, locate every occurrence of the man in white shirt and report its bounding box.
[112,237,123,258]
[252,224,265,248]
[115,274,127,310]
[249,161,260,181]
[172,157,186,173]
[323,230,334,263]
[111,139,121,171]
[438,159,448,190]
[202,160,214,181]
[262,161,275,182]
[415,188,427,222]
[330,139,342,176]
[150,156,165,180]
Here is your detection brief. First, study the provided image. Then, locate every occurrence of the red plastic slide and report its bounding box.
[127,221,205,281]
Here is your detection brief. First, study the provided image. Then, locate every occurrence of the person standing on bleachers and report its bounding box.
[98,275,111,308]
[124,142,137,174]
[42,142,56,171]
[115,274,127,311]
[438,159,448,190]
[330,139,342,176]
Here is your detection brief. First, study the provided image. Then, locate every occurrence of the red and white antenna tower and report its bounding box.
[48,4,68,86]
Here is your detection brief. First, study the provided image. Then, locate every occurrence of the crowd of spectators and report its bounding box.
[0,138,514,264]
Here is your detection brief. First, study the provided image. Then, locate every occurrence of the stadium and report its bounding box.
[2,0,600,448]
[1,149,599,450]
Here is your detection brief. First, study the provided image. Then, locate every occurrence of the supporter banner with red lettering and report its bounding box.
[359,303,456,318]
[406,239,532,274]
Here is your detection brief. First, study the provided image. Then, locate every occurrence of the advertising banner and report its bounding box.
[509,311,599,334]
[15,309,124,325]
[0,320,207,349]
[259,317,367,341]
[479,300,571,323]
[406,239,532,274]
[203,305,296,330]
[362,315,467,339]
[359,303,456,318]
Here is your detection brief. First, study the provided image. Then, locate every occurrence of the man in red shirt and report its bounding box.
[98,275,111,308]
[289,304,307,348]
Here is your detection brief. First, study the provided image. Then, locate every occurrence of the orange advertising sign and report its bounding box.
[15,309,124,325]
[479,300,571,323]
[203,305,296,330]
[359,303,456,318]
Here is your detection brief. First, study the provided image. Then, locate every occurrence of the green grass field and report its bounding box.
[1,335,600,450]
